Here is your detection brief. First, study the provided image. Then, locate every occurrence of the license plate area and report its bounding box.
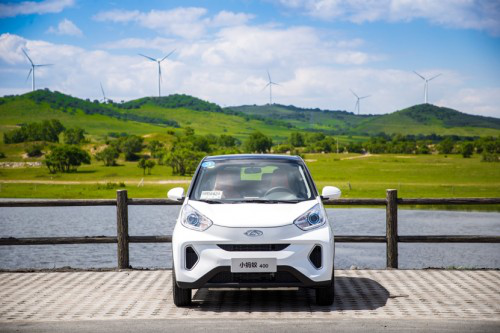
[231,258,277,273]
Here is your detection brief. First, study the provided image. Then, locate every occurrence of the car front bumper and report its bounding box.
[172,223,334,288]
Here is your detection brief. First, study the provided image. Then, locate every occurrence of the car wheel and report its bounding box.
[172,269,192,307]
[315,271,334,306]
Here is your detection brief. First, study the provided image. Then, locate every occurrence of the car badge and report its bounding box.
[244,230,263,237]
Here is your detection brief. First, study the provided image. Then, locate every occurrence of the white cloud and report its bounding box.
[0,32,498,118]
[0,0,74,18]
[210,11,254,27]
[47,19,83,37]
[93,7,254,39]
[276,0,500,36]
[100,37,176,51]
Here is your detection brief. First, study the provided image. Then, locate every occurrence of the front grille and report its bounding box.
[309,245,322,269]
[185,246,198,270]
[217,244,290,251]
[208,271,299,284]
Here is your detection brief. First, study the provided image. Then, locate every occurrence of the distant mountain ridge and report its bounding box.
[0,90,499,138]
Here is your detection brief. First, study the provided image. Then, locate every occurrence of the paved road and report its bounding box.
[0,270,499,332]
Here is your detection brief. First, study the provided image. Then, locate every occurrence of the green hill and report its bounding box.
[0,91,295,141]
[354,104,500,136]
[1,90,499,144]
[228,103,500,136]
[226,104,373,134]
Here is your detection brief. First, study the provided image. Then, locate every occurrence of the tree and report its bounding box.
[165,142,205,176]
[146,159,156,174]
[218,134,238,147]
[96,146,119,166]
[147,140,163,158]
[120,135,144,161]
[64,127,86,144]
[45,145,90,173]
[290,132,305,147]
[244,131,272,153]
[3,119,65,144]
[438,138,454,154]
[138,158,147,175]
[461,142,474,158]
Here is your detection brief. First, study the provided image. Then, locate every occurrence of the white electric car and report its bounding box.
[169,154,341,307]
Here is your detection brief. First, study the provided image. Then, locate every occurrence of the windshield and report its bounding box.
[190,159,315,203]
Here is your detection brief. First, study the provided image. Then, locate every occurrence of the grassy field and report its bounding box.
[1,153,499,200]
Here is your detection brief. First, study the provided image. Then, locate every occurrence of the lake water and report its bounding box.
[0,206,499,270]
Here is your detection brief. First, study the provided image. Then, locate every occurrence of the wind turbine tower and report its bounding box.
[263,70,280,105]
[350,89,370,115]
[414,71,441,104]
[100,82,108,103]
[139,50,175,97]
[22,49,52,92]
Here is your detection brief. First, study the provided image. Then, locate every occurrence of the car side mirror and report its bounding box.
[168,187,185,201]
[322,186,341,200]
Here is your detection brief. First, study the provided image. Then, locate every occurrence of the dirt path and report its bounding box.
[340,153,374,160]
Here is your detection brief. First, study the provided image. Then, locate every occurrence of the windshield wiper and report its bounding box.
[239,199,301,204]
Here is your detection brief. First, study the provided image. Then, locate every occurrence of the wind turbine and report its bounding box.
[22,49,52,92]
[414,71,441,104]
[263,70,280,105]
[139,50,175,97]
[350,89,370,115]
[100,82,108,103]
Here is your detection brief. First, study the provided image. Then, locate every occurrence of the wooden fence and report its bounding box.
[1,189,499,269]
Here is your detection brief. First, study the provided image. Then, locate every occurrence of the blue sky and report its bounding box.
[1,0,499,117]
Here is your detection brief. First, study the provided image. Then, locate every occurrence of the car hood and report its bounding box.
[188,199,319,228]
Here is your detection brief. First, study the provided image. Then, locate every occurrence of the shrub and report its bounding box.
[25,144,44,157]
[482,152,499,162]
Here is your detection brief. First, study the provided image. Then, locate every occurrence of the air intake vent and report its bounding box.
[217,244,290,251]
[309,245,322,269]
[185,246,198,270]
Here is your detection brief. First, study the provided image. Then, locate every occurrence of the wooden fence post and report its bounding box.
[386,189,398,269]
[116,190,130,269]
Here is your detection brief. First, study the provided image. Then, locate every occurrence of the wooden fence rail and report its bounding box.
[1,189,499,269]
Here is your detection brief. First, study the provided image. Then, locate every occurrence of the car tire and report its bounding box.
[315,271,335,306]
[172,269,192,307]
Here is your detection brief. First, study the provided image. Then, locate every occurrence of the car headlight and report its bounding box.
[293,204,326,230]
[181,204,213,231]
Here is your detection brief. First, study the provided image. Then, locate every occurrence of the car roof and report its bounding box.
[204,154,302,162]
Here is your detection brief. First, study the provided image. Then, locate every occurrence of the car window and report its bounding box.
[190,159,314,202]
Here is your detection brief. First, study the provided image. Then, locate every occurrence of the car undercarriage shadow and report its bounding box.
[190,276,389,312]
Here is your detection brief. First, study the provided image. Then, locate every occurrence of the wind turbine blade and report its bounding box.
[428,73,442,81]
[413,71,425,80]
[35,64,53,67]
[350,89,359,98]
[271,82,281,86]
[160,49,175,62]
[138,53,156,62]
[267,70,271,83]
[25,68,33,82]
[360,95,370,99]
[22,49,33,65]
[261,83,271,91]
